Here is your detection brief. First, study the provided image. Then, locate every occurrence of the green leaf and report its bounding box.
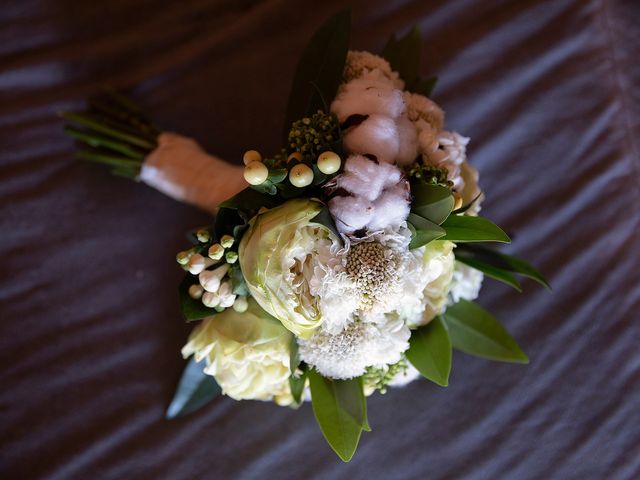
[179,276,217,321]
[452,192,483,215]
[166,357,221,418]
[455,244,550,290]
[382,27,421,88]
[441,214,511,243]
[406,316,451,386]
[408,214,446,249]
[218,187,280,212]
[308,370,368,462]
[455,256,522,292]
[283,9,351,140]
[411,183,454,224]
[311,204,343,241]
[268,168,289,184]
[414,76,438,97]
[443,300,529,364]
[228,263,250,296]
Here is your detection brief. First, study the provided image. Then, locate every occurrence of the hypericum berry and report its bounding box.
[242,150,262,165]
[188,284,204,299]
[289,163,314,188]
[317,151,341,174]
[244,161,269,185]
[287,152,303,163]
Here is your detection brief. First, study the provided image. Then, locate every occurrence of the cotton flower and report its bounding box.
[298,315,410,379]
[449,262,484,304]
[343,114,401,165]
[343,50,404,89]
[182,299,293,403]
[328,155,410,235]
[332,71,405,122]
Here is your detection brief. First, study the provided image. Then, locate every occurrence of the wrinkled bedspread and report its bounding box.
[1,0,639,478]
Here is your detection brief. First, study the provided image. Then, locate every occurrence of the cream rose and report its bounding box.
[181,299,293,404]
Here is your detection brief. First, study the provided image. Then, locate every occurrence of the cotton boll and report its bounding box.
[329,195,375,234]
[367,186,410,231]
[343,115,400,164]
[331,72,405,121]
[338,155,387,200]
[395,114,418,167]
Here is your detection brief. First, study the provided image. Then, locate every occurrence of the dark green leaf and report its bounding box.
[308,369,367,462]
[283,9,351,140]
[311,205,343,241]
[218,187,280,212]
[456,244,550,290]
[166,357,221,418]
[411,183,454,224]
[406,316,451,386]
[443,300,529,364]
[408,213,446,249]
[455,257,522,292]
[179,276,217,321]
[441,214,511,243]
[382,27,421,87]
[414,76,438,97]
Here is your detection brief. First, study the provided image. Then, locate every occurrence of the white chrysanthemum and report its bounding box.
[449,262,484,304]
[343,50,404,89]
[182,299,293,404]
[403,91,444,131]
[405,240,456,328]
[299,315,410,379]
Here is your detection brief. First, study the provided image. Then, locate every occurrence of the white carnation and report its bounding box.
[299,315,410,379]
[343,50,404,89]
[449,262,484,304]
[403,91,444,131]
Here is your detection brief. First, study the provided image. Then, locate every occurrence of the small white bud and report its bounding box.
[208,244,224,260]
[225,251,238,264]
[198,263,230,292]
[202,292,220,308]
[196,229,210,243]
[188,254,213,275]
[220,235,235,248]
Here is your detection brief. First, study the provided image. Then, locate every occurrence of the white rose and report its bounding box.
[181,299,293,404]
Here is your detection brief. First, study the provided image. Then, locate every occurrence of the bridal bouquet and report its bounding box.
[62,10,548,461]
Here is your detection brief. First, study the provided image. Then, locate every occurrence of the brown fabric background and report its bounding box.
[1,0,639,478]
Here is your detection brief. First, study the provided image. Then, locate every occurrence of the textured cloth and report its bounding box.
[1,0,639,479]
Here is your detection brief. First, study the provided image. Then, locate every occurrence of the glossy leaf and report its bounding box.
[441,215,511,243]
[456,256,522,292]
[308,370,368,462]
[443,300,529,364]
[408,214,446,249]
[179,276,217,321]
[218,186,279,212]
[456,244,550,289]
[283,9,351,139]
[166,357,221,419]
[406,316,452,386]
[382,27,421,88]
[411,183,454,224]
[311,204,343,242]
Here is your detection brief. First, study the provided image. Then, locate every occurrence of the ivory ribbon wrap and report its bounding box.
[140,132,246,213]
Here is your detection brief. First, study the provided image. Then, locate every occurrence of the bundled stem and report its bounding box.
[60,88,161,179]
